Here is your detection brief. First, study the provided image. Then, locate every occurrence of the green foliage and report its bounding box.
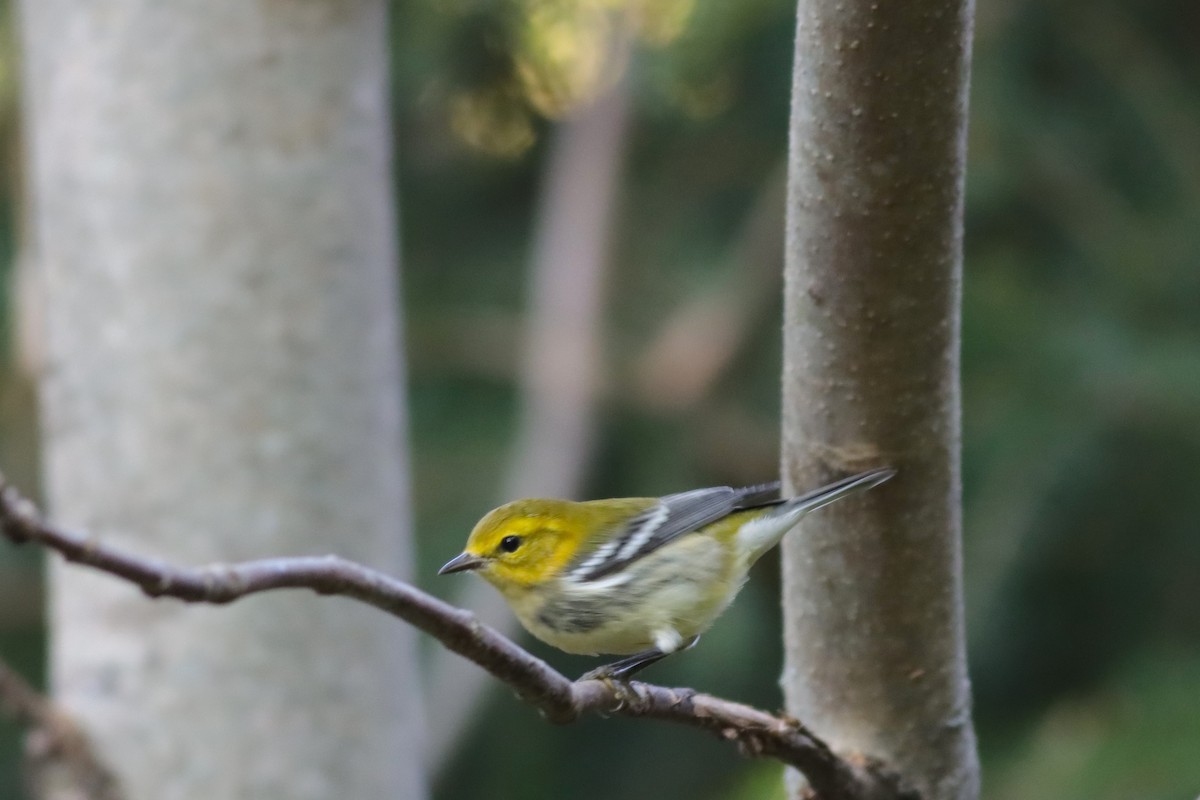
[988,651,1200,800]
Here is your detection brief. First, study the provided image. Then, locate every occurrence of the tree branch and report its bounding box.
[0,473,907,799]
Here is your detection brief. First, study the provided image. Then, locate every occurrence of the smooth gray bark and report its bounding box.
[781,0,979,798]
[18,2,425,798]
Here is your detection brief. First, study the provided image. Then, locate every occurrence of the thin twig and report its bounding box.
[0,472,906,799]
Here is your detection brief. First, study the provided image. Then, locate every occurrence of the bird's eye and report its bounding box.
[499,535,522,553]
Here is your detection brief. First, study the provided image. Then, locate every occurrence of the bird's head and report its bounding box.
[439,499,580,591]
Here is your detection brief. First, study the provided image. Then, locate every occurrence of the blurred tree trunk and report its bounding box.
[428,77,631,772]
[780,0,979,798]
[17,2,425,798]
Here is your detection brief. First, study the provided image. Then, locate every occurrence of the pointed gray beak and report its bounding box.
[439,552,486,575]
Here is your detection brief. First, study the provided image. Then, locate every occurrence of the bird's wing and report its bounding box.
[569,482,782,582]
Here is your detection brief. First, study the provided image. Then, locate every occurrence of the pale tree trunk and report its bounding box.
[18,2,425,799]
[780,0,979,798]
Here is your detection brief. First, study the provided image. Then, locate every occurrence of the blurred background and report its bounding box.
[1,0,1199,798]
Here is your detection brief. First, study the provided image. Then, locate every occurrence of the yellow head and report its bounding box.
[439,499,583,592]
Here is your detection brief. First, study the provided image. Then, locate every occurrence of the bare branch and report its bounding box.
[0,473,908,799]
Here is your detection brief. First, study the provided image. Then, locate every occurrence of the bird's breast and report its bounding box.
[508,536,745,656]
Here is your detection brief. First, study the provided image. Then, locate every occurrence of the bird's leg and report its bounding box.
[579,649,665,683]
[578,635,700,683]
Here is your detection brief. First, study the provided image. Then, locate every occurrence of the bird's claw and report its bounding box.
[577,670,640,712]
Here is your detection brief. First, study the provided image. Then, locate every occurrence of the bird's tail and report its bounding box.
[778,467,895,516]
[734,468,894,565]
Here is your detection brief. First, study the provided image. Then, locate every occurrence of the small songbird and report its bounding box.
[440,468,894,679]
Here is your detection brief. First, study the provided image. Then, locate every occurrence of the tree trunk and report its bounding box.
[427,77,631,771]
[780,0,979,798]
[18,2,425,798]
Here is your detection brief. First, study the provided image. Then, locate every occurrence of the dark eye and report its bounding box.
[499,535,522,553]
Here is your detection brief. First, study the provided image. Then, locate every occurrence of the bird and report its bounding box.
[439,467,894,680]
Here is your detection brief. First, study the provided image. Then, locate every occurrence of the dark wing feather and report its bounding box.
[571,481,782,582]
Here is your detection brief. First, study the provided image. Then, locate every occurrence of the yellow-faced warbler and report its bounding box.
[440,467,894,679]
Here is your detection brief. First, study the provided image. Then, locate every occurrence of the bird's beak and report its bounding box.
[439,552,486,575]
